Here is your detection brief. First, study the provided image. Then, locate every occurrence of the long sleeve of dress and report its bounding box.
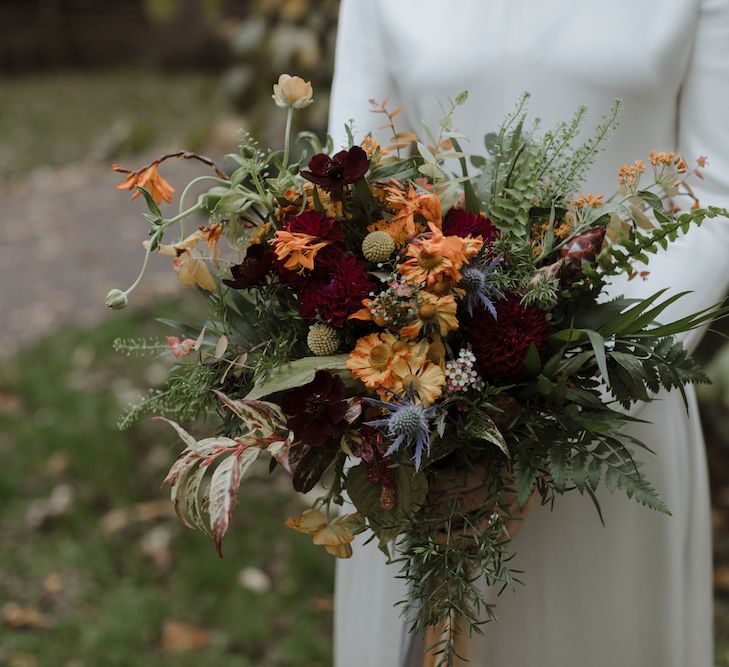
[327,0,400,149]
[607,0,729,354]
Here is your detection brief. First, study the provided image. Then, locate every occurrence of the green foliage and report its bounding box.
[245,354,350,400]
[113,336,168,357]
[1,308,333,666]
[587,205,729,279]
[476,95,540,236]
[537,100,622,202]
[346,463,428,553]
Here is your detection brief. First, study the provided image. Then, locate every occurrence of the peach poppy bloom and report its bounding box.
[400,291,459,340]
[173,252,216,292]
[272,74,314,109]
[285,509,360,558]
[147,229,203,258]
[269,230,331,273]
[389,351,446,405]
[347,331,410,390]
[114,163,175,205]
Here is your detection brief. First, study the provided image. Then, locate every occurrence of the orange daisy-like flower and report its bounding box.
[347,331,410,390]
[114,163,175,205]
[285,509,361,559]
[389,347,446,405]
[400,291,459,340]
[399,222,481,287]
[269,230,331,273]
[369,182,443,246]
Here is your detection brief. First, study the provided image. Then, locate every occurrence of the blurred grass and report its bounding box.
[0,303,332,667]
[0,70,221,184]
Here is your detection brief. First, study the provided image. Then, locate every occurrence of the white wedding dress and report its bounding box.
[328,1,729,665]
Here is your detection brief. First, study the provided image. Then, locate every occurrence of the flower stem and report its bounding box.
[123,228,159,298]
[122,202,203,299]
[177,176,229,241]
[282,106,294,171]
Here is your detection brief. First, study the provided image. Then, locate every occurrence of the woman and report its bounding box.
[327,1,729,665]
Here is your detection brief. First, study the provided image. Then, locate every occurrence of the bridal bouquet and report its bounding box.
[108,75,728,664]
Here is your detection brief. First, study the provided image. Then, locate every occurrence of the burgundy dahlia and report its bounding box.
[443,208,498,243]
[298,254,376,326]
[286,210,345,243]
[274,211,346,288]
[282,370,348,446]
[301,146,370,190]
[467,295,549,382]
[223,243,273,289]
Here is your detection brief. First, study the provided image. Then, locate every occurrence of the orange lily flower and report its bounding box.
[114,163,175,205]
[269,230,331,273]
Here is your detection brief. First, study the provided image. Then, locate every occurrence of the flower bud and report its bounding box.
[105,288,128,310]
[272,74,313,110]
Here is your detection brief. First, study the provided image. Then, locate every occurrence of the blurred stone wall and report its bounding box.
[0,0,237,71]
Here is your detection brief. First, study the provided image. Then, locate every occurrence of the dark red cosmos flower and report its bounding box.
[443,208,498,244]
[223,243,273,289]
[282,370,348,446]
[298,254,376,326]
[467,295,549,382]
[301,146,370,190]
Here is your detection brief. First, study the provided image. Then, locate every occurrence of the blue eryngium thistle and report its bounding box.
[364,385,436,470]
[460,252,504,317]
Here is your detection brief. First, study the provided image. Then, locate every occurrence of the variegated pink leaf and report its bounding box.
[192,436,238,456]
[208,447,261,556]
[212,390,288,437]
[154,416,197,449]
[344,398,364,424]
[166,454,203,529]
[180,464,210,535]
[266,431,295,474]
